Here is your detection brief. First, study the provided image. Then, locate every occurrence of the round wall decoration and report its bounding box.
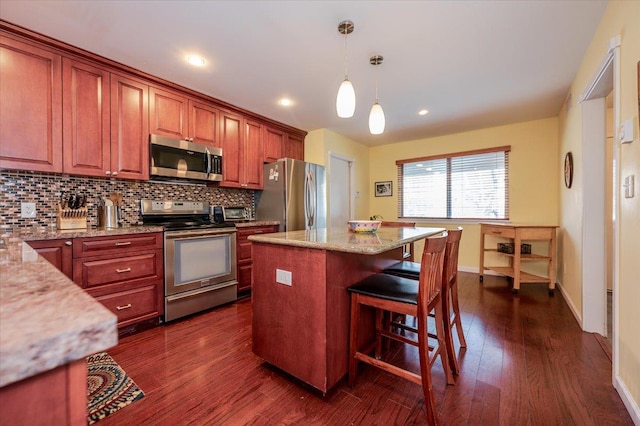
[564,152,573,188]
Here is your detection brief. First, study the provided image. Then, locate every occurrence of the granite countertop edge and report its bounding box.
[8,225,164,241]
[0,238,118,388]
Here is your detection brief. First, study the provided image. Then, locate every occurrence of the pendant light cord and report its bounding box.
[343,31,348,79]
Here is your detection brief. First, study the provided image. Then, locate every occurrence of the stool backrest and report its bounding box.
[443,227,463,289]
[417,234,447,317]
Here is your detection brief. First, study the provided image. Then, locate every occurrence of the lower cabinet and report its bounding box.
[236,225,279,293]
[28,232,164,332]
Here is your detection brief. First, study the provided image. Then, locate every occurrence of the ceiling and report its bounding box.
[0,1,608,147]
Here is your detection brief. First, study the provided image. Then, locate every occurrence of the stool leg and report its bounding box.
[348,294,360,387]
[418,306,439,425]
[442,285,460,376]
[450,277,467,348]
[435,299,455,386]
[375,308,384,359]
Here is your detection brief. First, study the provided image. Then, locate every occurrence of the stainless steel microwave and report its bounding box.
[150,134,222,182]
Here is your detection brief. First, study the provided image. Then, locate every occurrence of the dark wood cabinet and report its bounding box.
[150,86,220,147]
[27,239,73,278]
[62,58,111,177]
[220,111,263,189]
[284,133,305,161]
[263,126,285,163]
[236,225,279,293]
[0,35,62,173]
[110,73,149,180]
[72,232,163,329]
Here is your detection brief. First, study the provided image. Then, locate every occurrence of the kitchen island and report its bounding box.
[249,226,445,393]
[0,236,118,424]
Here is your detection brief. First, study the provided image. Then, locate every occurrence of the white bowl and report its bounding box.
[347,220,382,233]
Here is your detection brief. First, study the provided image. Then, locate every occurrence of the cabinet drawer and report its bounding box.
[237,226,278,239]
[75,252,161,288]
[73,233,162,257]
[92,285,159,325]
[482,225,515,238]
[238,240,253,261]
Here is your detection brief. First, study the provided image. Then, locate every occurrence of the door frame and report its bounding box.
[579,35,620,377]
[328,151,355,228]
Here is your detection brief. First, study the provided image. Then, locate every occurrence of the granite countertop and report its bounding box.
[11,225,164,241]
[234,220,279,228]
[248,226,446,255]
[0,236,118,388]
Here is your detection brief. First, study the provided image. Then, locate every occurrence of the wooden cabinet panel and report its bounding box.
[74,252,161,288]
[73,233,161,257]
[190,100,219,146]
[220,111,243,187]
[0,35,62,172]
[236,225,279,293]
[62,58,110,177]
[149,86,188,140]
[27,239,73,278]
[110,73,149,180]
[264,126,285,163]
[90,284,160,327]
[244,119,263,189]
[284,133,304,161]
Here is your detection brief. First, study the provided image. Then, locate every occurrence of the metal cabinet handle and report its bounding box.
[105,171,111,175]
[491,231,502,235]
[116,267,132,273]
[116,304,132,311]
[64,241,72,246]
[115,242,132,246]
[254,230,263,234]
[111,171,118,176]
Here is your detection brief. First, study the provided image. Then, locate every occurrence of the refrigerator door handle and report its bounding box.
[308,170,316,227]
[304,170,315,227]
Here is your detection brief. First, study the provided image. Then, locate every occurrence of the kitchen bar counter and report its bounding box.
[0,236,118,388]
[248,226,444,254]
[251,226,445,393]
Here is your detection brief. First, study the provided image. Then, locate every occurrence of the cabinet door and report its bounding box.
[244,119,263,189]
[263,126,285,163]
[110,73,149,180]
[62,58,110,177]
[0,35,62,172]
[189,100,219,146]
[149,86,188,140]
[220,111,243,188]
[284,133,304,161]
[27,239,73,278]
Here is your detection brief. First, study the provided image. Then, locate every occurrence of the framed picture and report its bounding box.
[375,181,392,197]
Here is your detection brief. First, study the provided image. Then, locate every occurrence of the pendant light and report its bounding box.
[336,20,356,118]
[369,55,385,135]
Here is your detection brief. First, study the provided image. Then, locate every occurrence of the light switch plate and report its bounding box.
[276,269,292,286]
[620,119,634,143]
[624,175,635,198]
[20,202,36,218]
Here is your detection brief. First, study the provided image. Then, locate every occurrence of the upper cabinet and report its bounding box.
[220,111,263,189]
[0,35,63,172]
[0,25,305,181]
[149,86,219,147]
[110,73,149,180]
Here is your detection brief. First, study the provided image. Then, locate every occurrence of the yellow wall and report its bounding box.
[305,129,371,222]
[558,0,640,412]
[369,118,559,271]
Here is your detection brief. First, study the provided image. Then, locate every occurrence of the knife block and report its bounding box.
[56,205,88,230]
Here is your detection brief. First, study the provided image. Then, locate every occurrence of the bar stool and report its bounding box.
[348,234,453,425]
[383,228,466,375]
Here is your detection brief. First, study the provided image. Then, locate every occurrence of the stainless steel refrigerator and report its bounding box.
[256,158,326,232]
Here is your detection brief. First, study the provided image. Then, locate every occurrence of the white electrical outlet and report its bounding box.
[20,202,36,218]
[276,268,292,286]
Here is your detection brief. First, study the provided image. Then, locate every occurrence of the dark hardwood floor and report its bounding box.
[99,272,631,425]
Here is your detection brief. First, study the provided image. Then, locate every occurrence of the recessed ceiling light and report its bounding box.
[278,98,293,107]
[187,55,206,66]
[418,109,429,116]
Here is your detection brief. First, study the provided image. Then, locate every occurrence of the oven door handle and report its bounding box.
[165,230,236,240]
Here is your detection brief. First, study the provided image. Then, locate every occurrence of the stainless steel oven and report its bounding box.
[141,199,237,322]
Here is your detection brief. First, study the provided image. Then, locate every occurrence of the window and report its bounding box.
[397,146,510,220]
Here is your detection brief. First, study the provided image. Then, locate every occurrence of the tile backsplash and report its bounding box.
[0,171,254,232]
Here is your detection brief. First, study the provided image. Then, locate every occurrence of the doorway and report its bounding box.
[328,152,354,229]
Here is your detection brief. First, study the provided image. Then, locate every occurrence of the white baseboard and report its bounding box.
[556,281,583,329]
[614,375,640,425]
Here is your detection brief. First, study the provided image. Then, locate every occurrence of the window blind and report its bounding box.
[397,146,510,220]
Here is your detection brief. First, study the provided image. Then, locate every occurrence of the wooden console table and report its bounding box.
[479,223,558,295]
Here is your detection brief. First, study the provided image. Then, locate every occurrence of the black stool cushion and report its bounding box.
[383,261,420,279]
[347,273,418,305]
